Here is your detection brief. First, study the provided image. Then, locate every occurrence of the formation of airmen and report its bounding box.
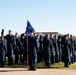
[0,29,76,71]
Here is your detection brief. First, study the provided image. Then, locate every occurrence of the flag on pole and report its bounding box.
[25,20,35,69]
[26,20,35,35]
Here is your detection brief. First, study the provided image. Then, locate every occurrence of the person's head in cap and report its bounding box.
[9,30,12,35]
[64,34,68,40]
[30,29,34,36]
[53,35,57,39]
[15,33,18,38]
[50,34,53,39]
[66,33,69,39]
[45,34,50,39]
[58,35,62,41]
[1,35,4,41]
[70,35,73,39]
[21,33,25,38]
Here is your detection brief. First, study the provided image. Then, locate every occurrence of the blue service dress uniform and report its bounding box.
[69,38,75,63]
[57,36,62,62]
[28,36,38,70]
[5,34,16,65]
[52,38,59,63]
[38,35,43,63]
[14,37,21,64]
[62,37,70,67]
[43,37,52,67]
[0,40,6,67]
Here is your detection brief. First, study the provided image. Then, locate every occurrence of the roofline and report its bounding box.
[36,32,58,34]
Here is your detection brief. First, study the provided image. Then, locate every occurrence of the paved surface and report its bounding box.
[0,68,76,75]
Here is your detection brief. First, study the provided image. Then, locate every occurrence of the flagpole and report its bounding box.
[26,20,35,69]
[26,32,29,69]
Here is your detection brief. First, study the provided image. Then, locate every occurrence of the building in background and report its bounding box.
[36,32,63,37]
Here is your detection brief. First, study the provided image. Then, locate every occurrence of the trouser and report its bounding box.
[8,50,13,65]
[74,55,76,62]
[71,56,74,63]
[55,51,59,63]
[23,50,27,63]
[29,58,37,69]
[74,51,76,62]
[20,53,23,62]
[44,57,51,67]
[64,62,68,67]
[15,53,19,64]
[59,50,62,62]
[37,51,43,63]
[51,53,55,64]
[8,56,13,65]
[0,62,4,67]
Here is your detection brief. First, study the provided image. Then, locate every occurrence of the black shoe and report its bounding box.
[69,63,71,65]
[64,66,69,68]
[32,68,36,71]
[15,62,19,64]
[28,68,36,71]
[28,68,31,71]
[47,65,50,68]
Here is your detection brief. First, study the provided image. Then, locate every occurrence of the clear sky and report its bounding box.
[0,0,76,36]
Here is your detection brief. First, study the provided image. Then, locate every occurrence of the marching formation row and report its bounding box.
[0,30,76,71]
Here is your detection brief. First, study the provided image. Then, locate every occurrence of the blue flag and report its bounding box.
[26,20,35,36]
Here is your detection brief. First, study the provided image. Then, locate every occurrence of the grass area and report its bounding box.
[37,62,76,69]
[4,55,76,69]
[69,62,76,69]
[4,62,76,69]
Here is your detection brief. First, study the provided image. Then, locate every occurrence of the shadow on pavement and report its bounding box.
[0,70,27,72]
[37,66,60,69]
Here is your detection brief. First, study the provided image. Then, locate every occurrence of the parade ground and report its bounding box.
[0,68,76,75]
[0,62,75,75]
